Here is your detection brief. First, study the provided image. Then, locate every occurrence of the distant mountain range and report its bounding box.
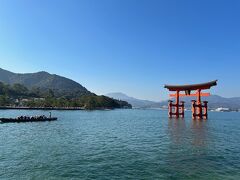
[106,92,240,110]
[106,93,159,108]
[165,95,240,110]
[0,68,90,97]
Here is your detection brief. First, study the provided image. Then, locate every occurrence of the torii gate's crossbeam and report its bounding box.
[164,80,217,120]
[170,93,210,97]
[164,80,217,91]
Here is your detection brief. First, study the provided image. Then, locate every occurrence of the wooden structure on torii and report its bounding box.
[164,80,217,119]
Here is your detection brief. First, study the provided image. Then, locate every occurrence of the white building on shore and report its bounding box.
[215,107,230,112]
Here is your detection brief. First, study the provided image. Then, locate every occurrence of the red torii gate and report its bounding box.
[164,80,217,119]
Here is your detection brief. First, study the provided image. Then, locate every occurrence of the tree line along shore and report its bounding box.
[0,82,132,110]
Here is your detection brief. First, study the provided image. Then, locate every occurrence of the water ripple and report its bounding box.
[0,109,239,179]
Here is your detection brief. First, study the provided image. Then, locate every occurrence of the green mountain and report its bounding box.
[0,68,90,97]
[0,68,132,109]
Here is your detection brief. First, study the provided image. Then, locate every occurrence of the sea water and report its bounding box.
[0,109,239,179]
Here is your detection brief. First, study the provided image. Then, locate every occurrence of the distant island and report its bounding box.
[0,68,132,110]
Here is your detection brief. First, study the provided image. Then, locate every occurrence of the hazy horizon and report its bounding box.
[0,0,239,101]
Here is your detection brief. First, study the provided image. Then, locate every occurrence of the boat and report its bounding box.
[0,115,57,123]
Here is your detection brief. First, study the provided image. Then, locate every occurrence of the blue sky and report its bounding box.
[0,0,239,101]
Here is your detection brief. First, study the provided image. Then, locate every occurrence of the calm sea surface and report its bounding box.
[0,109,239,179]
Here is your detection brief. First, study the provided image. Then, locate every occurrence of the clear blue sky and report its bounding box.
[0,0,239,101]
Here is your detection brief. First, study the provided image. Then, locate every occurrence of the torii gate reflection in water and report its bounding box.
[164,80,217,120]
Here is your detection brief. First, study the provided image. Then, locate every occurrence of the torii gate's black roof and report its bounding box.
[164,80,217,91]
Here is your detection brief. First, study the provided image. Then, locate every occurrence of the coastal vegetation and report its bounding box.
[0,82,131,110]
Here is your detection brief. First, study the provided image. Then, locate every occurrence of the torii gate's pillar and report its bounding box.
[197,89,203,119]
[175,91,180,118]
[168,91,185,118]
[203,101,208,119]
[192,89,208,120]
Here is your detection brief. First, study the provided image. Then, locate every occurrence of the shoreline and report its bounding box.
[0,106,131,111]
[0,107,85,111]
[0,107,238,112]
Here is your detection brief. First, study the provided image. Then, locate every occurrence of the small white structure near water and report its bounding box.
[215,107,230,112]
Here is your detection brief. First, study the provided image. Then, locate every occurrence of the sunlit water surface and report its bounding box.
[0,109,239,179]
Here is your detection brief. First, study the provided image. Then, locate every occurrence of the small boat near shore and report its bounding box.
[0,115,57,123]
